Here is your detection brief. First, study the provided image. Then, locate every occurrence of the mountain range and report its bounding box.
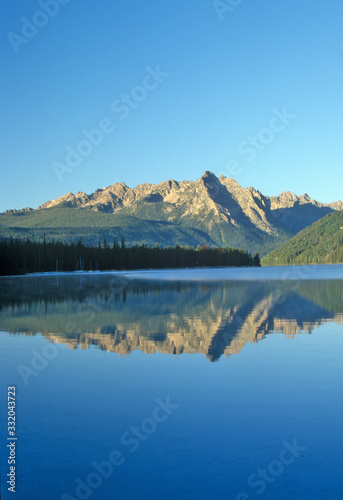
[1,277,342,362]
[1,171,342,255]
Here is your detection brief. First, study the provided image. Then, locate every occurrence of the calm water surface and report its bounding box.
[1,267,343,499]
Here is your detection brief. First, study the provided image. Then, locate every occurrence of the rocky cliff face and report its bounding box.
[36,171,341,232]
[3,292,341,362]
[1,278,341,362]
[2,172,342,254]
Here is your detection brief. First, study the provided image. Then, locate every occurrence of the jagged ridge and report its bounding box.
[1,172,342,255]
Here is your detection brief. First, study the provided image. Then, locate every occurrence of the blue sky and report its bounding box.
[2,0,343,211]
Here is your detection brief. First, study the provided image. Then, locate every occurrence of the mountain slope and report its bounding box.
[262,210,343,265]
[1,278,342,361]
[1,172,342,255]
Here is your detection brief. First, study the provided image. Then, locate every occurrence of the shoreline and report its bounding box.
[1,263,343,281]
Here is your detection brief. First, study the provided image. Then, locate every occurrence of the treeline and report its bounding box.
[262,210,343,266]
[0,237,261,276]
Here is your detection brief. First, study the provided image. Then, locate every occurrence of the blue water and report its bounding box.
[1,271,343,499]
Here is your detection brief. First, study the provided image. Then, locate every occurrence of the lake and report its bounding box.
[1,265,343,499]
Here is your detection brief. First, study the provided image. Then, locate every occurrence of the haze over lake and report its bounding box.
[1,268,343,499]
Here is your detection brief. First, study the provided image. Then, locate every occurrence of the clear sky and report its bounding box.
[2,0,343,212]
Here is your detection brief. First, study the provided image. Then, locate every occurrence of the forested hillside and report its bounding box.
[262,211,343,265]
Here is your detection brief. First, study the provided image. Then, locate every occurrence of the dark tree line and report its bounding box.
[0,236,260,275]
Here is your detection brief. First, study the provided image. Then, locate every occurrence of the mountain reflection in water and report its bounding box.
[1,274,342,362]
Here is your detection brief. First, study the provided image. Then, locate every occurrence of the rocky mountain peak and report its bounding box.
[2,172,342,256]
[201,170,218,181]
[34,173,342,234]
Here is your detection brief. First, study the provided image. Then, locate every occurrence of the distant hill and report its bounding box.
[1,171,342,256]
[262,210,343,265]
